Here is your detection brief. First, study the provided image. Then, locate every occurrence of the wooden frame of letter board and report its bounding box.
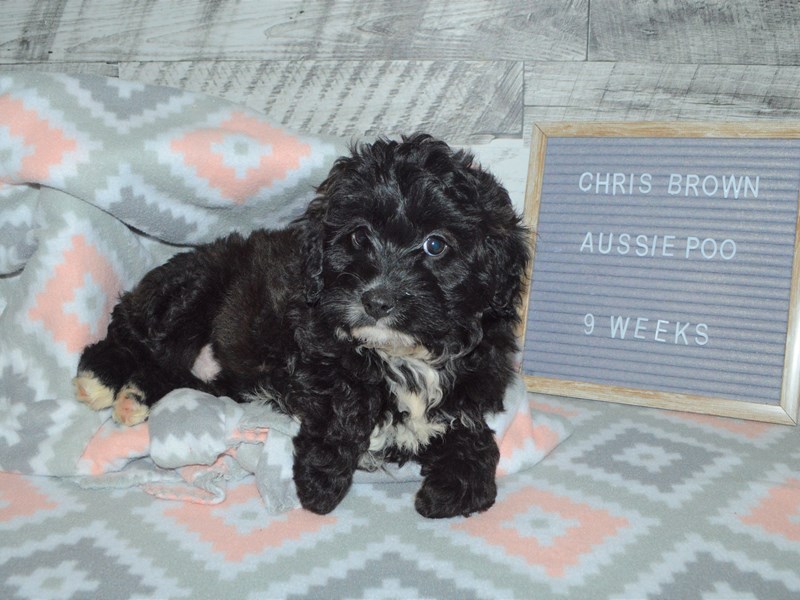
[520,122,800,425]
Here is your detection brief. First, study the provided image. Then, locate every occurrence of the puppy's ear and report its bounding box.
[483,227,530,320]
[470,168,531,320]
[299,196,328,305]
[298,149,357,305]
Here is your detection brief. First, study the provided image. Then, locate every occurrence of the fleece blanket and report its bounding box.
[0,73,571,512]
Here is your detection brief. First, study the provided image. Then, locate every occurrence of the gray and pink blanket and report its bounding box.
[0,73,571,512]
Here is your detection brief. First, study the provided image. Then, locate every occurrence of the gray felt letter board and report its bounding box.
[521,123,800,424]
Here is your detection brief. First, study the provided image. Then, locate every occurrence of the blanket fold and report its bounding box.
[0,72,572,512]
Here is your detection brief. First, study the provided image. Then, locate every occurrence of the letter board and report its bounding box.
[521,122,800,424]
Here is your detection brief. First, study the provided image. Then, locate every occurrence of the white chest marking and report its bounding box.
[368,351,447,455]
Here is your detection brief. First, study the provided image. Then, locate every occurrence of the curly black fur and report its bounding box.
[75,134,530,518]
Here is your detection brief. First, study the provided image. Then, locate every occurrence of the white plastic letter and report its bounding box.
[695,323,709,346]
[579,172,593,192]
[609,316,631,339]
[584,313,595,335]
[668,174,682,195]
[579,232,594,253]
[685,236,700,258]
[720,239,736,260]
[674,321,689,345]
[634,317,649,340]
[654,320,669,343]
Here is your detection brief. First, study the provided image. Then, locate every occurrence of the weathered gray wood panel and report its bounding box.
[524,62,800,135]
[3,0,799,146]
[121,60,523,143]
[0,62,117,76]
[0,0,586,63]
[589,0,800,65]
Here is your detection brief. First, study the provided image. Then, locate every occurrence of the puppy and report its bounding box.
[73,134,530,518]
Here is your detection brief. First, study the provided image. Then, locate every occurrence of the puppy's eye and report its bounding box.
[350,227,370,249]
[422,235,448,257]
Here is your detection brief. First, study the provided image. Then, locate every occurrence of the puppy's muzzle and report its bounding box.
[361,285,397,320]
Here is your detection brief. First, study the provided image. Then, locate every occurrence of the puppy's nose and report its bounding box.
[361,287,396,320]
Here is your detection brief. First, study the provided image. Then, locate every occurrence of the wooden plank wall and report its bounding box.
[1,0,799,144]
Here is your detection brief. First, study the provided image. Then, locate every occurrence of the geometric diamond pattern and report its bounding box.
[269,538,502,600]
[618,535,800,599]
[0,521,188,599]
[496,396,570,476]
[454,485,629,578]
[506,503,578,546]
[3,398,800,599]
[6,557,100,599]
[740,476,800,541]
[553,419,742,507]
[658,410,791,448]
[134,482,353,579]
[436,477,658,593]
[0,94,77,184]
[0,364,33,447]
[94,163,219,242]
[155,110,313,206]
[0,116,35,177]
[0,357,84,473]
[26,233,121,355]
[64,75,196,135]
[0,84,98,190]
[713,463,800,552]
[0,473,58,523]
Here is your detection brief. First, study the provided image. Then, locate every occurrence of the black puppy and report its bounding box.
[74,134,530,518]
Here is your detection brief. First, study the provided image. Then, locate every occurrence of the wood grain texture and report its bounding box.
[523,376,798,424]
[524,62,800,137]
[0,0,586,62]
[120,60,523,143]
[0,62,117,76]
[785,199,800,424]
[530,120,800,138]
[589,0,800,65]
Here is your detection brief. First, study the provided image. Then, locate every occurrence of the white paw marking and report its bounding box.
[73,372,114,411]
[112,384,150,426]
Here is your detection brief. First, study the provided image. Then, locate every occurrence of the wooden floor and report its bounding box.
[2,0,799,146]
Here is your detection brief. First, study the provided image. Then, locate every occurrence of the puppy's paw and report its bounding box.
[293,436,357,515]
[112,384,150,426]
[73,371,115,411]
[415,469,497,519]
[294,467,352,515]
